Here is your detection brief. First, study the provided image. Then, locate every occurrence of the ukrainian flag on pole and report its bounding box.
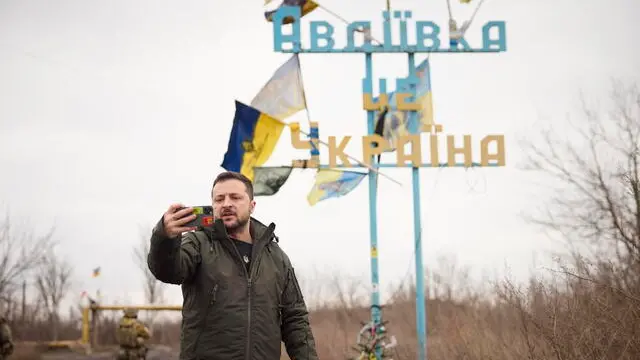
[221,101,286,181]
[375,58,434,152]
[307,169,367,206]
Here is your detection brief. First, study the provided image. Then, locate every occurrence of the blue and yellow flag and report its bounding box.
[221,101,286,181]
[92,267,100,278]
[265,0,319,25]
[374,58,434,152]
[307,169,367,206]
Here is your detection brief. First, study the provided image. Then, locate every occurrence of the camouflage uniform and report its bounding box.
[115,309,151,360]
[0,317,13,360]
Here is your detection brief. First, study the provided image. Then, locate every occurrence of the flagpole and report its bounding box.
[367,4,384,357]
[407,52,427,360]
[364,50,383,360]
[294,54,325,167]
[294,54,313,129]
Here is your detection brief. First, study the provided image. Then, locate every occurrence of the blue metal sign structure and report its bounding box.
[271,5,507,360]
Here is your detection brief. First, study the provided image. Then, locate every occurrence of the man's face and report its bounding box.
[212,179,254,233]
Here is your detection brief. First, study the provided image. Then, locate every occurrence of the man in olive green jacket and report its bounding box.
[147,171,318,360]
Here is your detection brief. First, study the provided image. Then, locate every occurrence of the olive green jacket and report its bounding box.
[147,217,318,360]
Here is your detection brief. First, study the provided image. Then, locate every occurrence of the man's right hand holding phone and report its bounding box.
[163,203,198,238]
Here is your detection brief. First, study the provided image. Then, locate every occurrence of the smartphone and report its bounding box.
[178,206,214,229]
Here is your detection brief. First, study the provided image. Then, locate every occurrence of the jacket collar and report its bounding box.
[206,217,277,244]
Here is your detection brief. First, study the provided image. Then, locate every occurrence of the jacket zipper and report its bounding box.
[244,234,272,360]
[225,228,274,360]
[228,241,253,360]
[194,284,218,356]
[246,278,252,360]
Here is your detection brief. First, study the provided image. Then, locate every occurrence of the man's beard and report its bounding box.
[224,215,249,234]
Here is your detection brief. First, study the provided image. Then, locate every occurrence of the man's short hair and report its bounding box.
[212,171,254,199]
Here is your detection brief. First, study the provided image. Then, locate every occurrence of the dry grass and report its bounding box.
[288,257,640,360]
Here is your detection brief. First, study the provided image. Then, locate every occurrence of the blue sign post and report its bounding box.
[272,5,507,360]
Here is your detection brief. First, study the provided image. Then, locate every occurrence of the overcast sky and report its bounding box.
[1,0,639,314]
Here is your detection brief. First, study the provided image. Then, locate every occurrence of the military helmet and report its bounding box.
[123,308,138,318]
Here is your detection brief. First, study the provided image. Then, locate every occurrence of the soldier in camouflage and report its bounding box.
[115,309,150,360]
[0,316,13,360]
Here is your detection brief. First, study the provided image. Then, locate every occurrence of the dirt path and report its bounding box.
[41,345,178,360]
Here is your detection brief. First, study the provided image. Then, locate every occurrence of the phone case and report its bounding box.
[181,206,214,228]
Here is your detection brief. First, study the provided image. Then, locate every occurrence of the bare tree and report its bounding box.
[35,248,73,341]
[0,210,55,306]
[521,81,640,291]
[133,225,165,325]
[331,272,366,309]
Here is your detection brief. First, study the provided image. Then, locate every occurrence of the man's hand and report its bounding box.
[163,204,197,238]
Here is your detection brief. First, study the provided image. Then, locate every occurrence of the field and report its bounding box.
[9,258,640,360]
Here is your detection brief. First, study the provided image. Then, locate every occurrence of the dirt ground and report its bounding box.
[40,345,178,360]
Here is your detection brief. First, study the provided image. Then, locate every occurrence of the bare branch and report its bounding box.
[521,81,640,289]
[542,267,640,304]
[133,225,166,327]
[0,210,56,296]
[133,225,165,306]
[35,248,73,341]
